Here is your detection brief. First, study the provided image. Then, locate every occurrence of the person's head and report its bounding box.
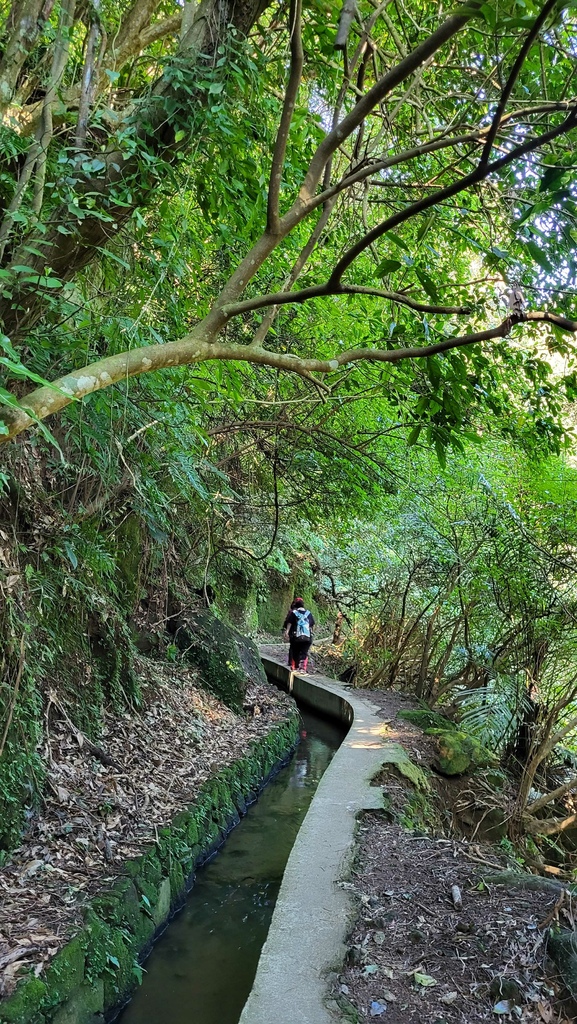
[294,597,305,608]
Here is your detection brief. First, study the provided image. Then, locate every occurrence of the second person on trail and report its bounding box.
[283,597,315,672]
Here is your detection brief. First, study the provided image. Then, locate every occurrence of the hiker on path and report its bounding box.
[285,598,297,665]
[283,597,315,672]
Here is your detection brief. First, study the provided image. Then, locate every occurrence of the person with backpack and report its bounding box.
[282,597,315,672]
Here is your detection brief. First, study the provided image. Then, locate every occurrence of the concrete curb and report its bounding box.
[240,658,388,1024]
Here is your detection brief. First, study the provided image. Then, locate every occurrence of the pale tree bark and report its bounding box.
[2,0,577,446]
[0,0,55,115]
[0,0,271,339]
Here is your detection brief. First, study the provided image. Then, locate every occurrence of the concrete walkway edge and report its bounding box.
[239,656,388,1024]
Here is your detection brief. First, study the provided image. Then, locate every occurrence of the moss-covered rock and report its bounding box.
[548,929,577,1001]
[151,878,171,927]
[380,744,430,791]
[0,978,47,1024]
[398,709,456,731]
[50,980,104,1024]
[426,728,496,775]
[115,514,145,607]
[173,609,266,711]
[43,936,85,1008]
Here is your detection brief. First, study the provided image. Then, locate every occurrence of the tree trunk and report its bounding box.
[0,0,271,342]
[0,0,54,114]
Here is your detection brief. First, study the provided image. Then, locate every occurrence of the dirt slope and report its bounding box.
[331,690,574,1024]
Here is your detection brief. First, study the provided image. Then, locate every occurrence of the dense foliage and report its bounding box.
[2,0,577,862]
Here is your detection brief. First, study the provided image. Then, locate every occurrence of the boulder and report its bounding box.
[426,728,496,776]
[548,929,577,1002]
[174,608,266,711]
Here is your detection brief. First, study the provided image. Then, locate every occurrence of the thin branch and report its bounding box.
[33,0,77,214]
[224,283,470,319]
[335,0,358,51]
[328,106,577,284]
[479,0,562,166]
[75,0,102,150]
[250,197,335,347]
[267,0,303,235]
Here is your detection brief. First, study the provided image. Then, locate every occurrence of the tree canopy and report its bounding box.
[1,0,577,451]
[4,0,577,859]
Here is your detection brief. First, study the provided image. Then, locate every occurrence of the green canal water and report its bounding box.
[117,705,345,1024]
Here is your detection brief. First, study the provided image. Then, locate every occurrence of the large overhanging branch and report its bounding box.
[2,310,576,444]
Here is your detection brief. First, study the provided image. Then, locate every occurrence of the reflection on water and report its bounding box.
[118,707,344,1024]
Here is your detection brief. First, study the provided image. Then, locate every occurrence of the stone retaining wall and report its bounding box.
[0,713,300,1024]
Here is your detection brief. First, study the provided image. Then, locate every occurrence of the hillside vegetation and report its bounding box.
[2,0,577,887]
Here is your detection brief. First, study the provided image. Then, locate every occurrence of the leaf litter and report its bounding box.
[0,655,294,998]
[334,690,575,1024]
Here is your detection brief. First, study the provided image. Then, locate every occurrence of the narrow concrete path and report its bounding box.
[239,658,388,1024]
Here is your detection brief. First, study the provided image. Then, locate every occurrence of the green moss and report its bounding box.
[426,728,496,775]
[151,878,171,927]
[0,978,47,1024]
[169,859,185,904]
[257,585,293,633]
[174,609,266,711]
[380,744,430,791]
[115,515,145,606]
[43,936,85,1007]
[400,791,438,833]
[51,980,104,1024]
[548,929,577,999]
[398,709,457,732]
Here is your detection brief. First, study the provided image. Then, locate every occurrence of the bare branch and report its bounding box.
[527,776,577,816]
[250,198,335,347]
[223,283,470,318]
[267,0,303,235]
[75,0,102,150]
[335,0,358,51]
[328,106,577,285]
[479,0,562,167]
[525,810,577,836]
[300,0,483,202]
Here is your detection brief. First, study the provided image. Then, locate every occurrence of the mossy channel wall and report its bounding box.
[0,713,300,1024]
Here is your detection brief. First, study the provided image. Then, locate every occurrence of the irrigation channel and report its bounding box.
[117,703,346,1024]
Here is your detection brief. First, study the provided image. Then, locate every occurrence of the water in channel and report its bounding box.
[118,705,345,1024]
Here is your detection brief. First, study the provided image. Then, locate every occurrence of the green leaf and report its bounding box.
[374,259,402,277]
[480,3,496,27]
[386,231,410,253]
[525,240,553,274]
[539,165,566,193]
[407,425,421,445]
[62,541,78,569]
[414,972,437,987]
[415,268,439,304]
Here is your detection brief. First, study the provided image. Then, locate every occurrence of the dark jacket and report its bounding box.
[283,608,315,640]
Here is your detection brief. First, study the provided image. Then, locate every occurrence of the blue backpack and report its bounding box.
[294,608,311,639]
